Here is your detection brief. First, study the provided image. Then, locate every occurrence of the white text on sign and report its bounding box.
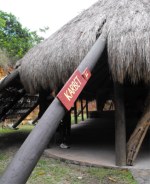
[64,76,81,101]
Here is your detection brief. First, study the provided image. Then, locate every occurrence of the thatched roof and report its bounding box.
[19,0,150,95]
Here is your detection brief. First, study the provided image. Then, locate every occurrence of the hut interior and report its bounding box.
[78,46,150,166]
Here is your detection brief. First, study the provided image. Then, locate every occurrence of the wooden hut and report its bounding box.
[18,0,150,166]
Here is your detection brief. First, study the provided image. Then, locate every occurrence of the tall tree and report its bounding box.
[0,10,44,64]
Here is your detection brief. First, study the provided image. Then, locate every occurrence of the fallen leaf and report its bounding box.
[108,177,117,182]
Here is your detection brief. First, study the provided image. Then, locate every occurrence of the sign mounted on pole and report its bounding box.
[57,68,91,110]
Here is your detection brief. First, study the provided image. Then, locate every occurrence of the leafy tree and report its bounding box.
[0,17,5,27]
[0,10,45,64]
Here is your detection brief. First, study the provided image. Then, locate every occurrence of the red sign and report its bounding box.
[57,69,91,110]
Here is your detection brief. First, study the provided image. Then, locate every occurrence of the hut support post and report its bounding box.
[81,99,84,121]
[0,35,106,184]
[96,95,105,111]
[114,82,126,166]
[74,100,78,124]
[86,99,89,118]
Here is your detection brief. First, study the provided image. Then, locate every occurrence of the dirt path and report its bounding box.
[130,169,150,184]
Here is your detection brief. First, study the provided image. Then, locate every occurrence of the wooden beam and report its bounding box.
[127,91,150,165]
[81,99,84,121]
[74,100,78,124]
[12,101,39,128]
[0,69,20,91]
[77,103,86,118]
[114,82,126,166]
[85,99,89,118]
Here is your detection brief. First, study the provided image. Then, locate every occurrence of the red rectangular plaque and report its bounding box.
[57,69,91,110]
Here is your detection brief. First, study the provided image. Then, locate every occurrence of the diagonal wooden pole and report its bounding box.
[127,91,150,165]
[0,69,20,91]
[0,35,106,184]
[12,101,39,128]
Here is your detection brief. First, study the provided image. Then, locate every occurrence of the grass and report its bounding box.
[71,113,87,124]
[28,157,136,184]
[0,155,136,184]
[0,124,33,133]
[88,167,136,184]
[0,125,136,184]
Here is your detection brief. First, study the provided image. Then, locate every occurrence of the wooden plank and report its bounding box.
[127,123,149,165]
[127,99,150,166]
[114,82,126,166]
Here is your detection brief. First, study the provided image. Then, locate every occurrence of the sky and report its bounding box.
[0,0,98,38]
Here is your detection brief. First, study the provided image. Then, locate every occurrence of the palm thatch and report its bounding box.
[19,0,150,95]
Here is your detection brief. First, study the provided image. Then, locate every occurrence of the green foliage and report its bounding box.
[0,10,44,65]
[0,17,5,27]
